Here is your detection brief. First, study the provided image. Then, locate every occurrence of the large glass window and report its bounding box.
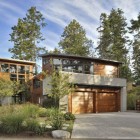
[33,79,41,88]
[25,65,30,74]
[62,59,83,73]
[43,58,50,65]
[18,65,25,74]
[1,63,9,72]
[10,64,17,73]
[53,58,62,65]
[52,58,94,74]
[90,64,94,74]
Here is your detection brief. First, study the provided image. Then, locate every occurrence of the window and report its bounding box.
[90,64,94,74]
[18,66,25,74]
[53,58,62,65]
[10,65,17,73]
[18,75,25,84]
[62,59,83,73]
[43,58,49,65]
[1,63,9,72]
[25,65,30,74]
[33,79,41,88]
[10,74,17,81]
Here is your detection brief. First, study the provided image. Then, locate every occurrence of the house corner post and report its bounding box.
[121,87,127,112]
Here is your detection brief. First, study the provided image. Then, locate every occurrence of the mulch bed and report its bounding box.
[0,131,53,139]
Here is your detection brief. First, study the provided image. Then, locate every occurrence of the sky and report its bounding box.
[0,0,140,65]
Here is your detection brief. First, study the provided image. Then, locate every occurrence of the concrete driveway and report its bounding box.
[71,112,140,139]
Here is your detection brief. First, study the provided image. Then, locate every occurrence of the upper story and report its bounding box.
[0,58,35,84]
[40,54,126,87]
[40,53,120,77]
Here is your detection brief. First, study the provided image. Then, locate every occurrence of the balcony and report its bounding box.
[61,71,126,87]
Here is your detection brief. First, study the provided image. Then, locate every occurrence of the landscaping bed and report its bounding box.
[0,103,75,138]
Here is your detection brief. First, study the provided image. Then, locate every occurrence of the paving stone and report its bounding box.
[52,130,70,139]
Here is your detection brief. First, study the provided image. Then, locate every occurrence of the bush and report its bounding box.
[45,107,58,118]
[64,112,75,120]
[22,103,39,118]
[0,113,25,134]
[50,109,64,130]
[24,119,45,135]
[51,114,64,130]
[38,108,47,117]
[127,93,137,110]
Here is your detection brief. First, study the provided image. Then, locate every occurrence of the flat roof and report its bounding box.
[0,57,36,64]
[39,53,122,65]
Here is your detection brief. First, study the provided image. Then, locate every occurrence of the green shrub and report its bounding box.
[0,105,14,116]
[0,113,25,134]
[38,108,47,117]
[45,107,58,118]
[24,119,45,135]
[64,112,75,120]
[127,93,137,110]
[50,109,64,130]
[22,103,39,118]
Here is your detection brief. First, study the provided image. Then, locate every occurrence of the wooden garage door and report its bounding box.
[97,92,117,112]
[71,92,94,114]
[69,88,120,114]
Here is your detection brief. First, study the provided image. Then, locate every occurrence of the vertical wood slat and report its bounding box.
[68,93,72,113]
[95,90,98,113]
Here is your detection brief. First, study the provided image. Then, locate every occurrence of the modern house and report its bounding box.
[40,54,127,114]
[0,57,35,104]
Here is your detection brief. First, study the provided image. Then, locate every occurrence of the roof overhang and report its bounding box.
[39,53,123,65]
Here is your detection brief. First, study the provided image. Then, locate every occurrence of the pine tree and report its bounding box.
[97,9,131,80]
[97,13,111,59]
[129,13,140,84]
[9,7,46,61]
[59,19,93,56]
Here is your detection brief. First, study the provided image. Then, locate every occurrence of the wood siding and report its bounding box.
[0,72,10,80]
[69,87,120,114]
[94,63,118,77]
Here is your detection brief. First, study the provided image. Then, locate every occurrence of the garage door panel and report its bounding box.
[72,91,94,114]
[98,92,117,112]
[72,103,93,108]
[70,88,120,114]
[73,108,85,114]
[98,100,116,106]
[72,97,93,102]
[98,106,116,112]
[98,94,116,100]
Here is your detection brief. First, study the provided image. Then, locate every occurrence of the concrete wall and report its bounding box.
[0,96,13,105]
[61,71,126,87]
[43,77,51,95]
[60,95,68,113]
[120,87,127,111]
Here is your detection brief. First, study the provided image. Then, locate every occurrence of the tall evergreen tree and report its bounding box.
[9,7,46,61]
[97,13,111,59]
[97,8,131,80]
[129,13,140,84]
[59,19,93,56]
